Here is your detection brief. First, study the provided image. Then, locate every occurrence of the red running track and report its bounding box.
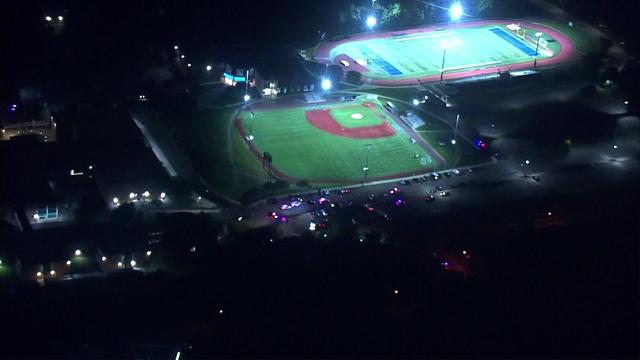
[305,103,396,139]
[314,19,577,86]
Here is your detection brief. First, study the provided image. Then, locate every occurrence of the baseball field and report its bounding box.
[313,20,576,85]
[236,96,442,183]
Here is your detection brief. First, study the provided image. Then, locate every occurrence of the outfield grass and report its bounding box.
[240,97,435,182]
[329,24,559,80]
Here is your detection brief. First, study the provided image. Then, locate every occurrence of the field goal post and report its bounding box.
[507,23,526,40]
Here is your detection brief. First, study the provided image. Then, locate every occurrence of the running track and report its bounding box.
[313,20,577,86]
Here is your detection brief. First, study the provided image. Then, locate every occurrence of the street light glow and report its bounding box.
[102,256,107,262]
[449,3,463,21]
[160,192,166,200]
[142,190,150,198]
[174,45,179,50]
[112,197,119,204]
[66,260,72,265]
[45,16,52,22]
[244,94,251,102]
[321,78,332,91]
[130,260,136,267]
[412,99,420,106]
[366,15,377,28]
[146,251,152,256]
[50,270,56,276]
[451,139,457,145]
[206,65,212,71]
[58,16,64,21]
[74,249,82,256]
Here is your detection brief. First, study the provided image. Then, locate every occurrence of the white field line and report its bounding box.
[393,32,456,42]
[444,60,501,72]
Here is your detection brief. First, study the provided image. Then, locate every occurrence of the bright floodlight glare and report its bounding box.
[112,197,119,204]
[160,192,166,199]
[366,15,377,28]
[142,190,150,198]
[130,260,137,267]
[244,94,251,102]
[449,3,463,21]
[451,139,457,145]
[75,249,82,256]
[58,15,64,21]
[45,16,52,21]
[321,78,332,91]
[101,256,107,261]
[412,99,420,106]
[525,160,530,165]
[206,65,212,71]
[129,192,136,199]
[66,260,71,265]
[174,45,179,50]
[146,250,152,256]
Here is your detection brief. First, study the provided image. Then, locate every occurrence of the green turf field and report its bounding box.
[330,24,560,80]
[240,96,436,182]
[331,105,383,128]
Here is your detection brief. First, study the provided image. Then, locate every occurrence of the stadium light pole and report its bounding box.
[363,144,373,184]
[449,3,463,22]
[440,40,451,82]
[244,69,250,102]
[533,32,543,67]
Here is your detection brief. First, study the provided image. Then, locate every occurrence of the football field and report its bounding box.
[314,20,575,85]
[236,96,440,183]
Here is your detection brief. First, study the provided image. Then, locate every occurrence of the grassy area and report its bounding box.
[534,19,601,54]
[330,24,559,80]
[241,96,434,182]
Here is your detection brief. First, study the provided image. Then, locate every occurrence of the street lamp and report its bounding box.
[366,15,377,29]
[243,94,251,102]
[533,32,543,67]
[206,65,212,71]
[74,249,82,256]
[412,99,420,106]
[449,3,463,21]
[321,78,332,91]
[58,15,64,21]
[45,15,52,22]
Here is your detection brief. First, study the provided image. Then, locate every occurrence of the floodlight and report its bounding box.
[160,192,166,200]
[50,270,56,276]
[66,260,72,265]
[75,249,82,256]
[102,256,107,261]
[117,261,123,267]
[206,65,212,71]
[180,54,185,59]
[321,78,332,91]
[449,3,463,21]
[112,197,119,204]
[37,271,43,277]
[129,192,136,199]
[45,16,52,22]
[142,190,150,198]
[244,94,251,102]
[366,15,377,28]
[187,63,192,67]
[525,160,530,165]
[58,16,64,21]
[146,251,152,256]
[174,45,179,50]
[451,139,457,145]
[130,260,136,267]
[412,99,420,106]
